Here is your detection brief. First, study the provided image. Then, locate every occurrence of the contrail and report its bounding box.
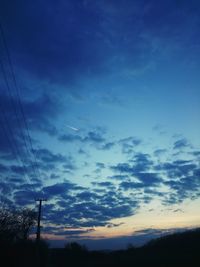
[66,125,79,131]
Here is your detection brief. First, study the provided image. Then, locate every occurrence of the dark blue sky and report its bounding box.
[0,0,200,249]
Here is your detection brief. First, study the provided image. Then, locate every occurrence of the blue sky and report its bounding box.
[0,0,200,249]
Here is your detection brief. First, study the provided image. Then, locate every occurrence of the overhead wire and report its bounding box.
[0,103,28,182]
[0,56,32,183]
[0,23,41,180]
[0,22,41,183]
[0,55,36,183]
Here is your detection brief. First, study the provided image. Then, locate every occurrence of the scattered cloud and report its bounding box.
[101,142,115,150]
[154,149,167,157]
[119,137,142,154]
[173,138,191,150]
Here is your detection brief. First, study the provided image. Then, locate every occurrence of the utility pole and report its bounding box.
[36,198,47,242]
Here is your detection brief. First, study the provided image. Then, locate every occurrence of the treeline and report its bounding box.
[0,207,199,267]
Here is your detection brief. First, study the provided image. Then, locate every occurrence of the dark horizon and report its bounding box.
[1,226,199,267]
[44,226,198,250]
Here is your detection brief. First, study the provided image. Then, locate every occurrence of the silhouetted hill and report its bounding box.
[1,227,199,267]
[145,227,200,249]
[49,228,200,267]
[132,228,200,267]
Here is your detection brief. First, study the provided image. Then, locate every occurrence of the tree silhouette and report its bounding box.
[0,207,37,245]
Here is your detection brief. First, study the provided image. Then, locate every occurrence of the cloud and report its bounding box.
[2,140,200,229]
[154,159,200,204]
[58,129,116,151]
[0,94,62,185]
[63,162,77,172]
[191,151,200,157]
[155,161,197,179]
[163,171,200,204]
[0,164,8,173]
[36,148,66,163]
[1,147,75,185]
[100,142,115,150]
[93,162,106,174]
[119,137,142,146]
[106,222,124,228]
[0,175,138,228]
[120,181,147,190]
[152,124,166,134]
[1,0,199,112]
[109,148,200,206]
[111,163,133,173]
[2,0,195,95]
[0,0,124,87]
[135,172,162,185]
[23,94,60,135]
[41,224,96,237]
[42,181,83,198]
[83,131,105,143]
[92,181,115,188]
[78,148,89,156]
[13,189,42,206]
[0,93,59,162]
[108,174,129,180]
[56,228,95,237]
[119,172,162,190]
[154,149,167,157]
[119,137,142,154]
[132,153,153,170]
[9,165,33,178]
[76,191,101,201]
[173,138,191,150]
[133,227,187,238]
[50,173,60,179]
[58,130,105,144]
[110,153,162,190]
[58,134,82,142]
[0,181,12,195]
[111,153,153,174]
[96,162,105,169]
[40,185,139,228]
[173,209,184,213]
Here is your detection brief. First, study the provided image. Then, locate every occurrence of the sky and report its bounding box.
[0,0,200,250]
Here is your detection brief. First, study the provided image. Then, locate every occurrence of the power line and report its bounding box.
[0,22,41,179]
[0,105,28,182]
[0,58,35,182]
[0,22,41,181]
[0,45,28,182]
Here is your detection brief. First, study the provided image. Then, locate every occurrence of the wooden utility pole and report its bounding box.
[36,199,47,242]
